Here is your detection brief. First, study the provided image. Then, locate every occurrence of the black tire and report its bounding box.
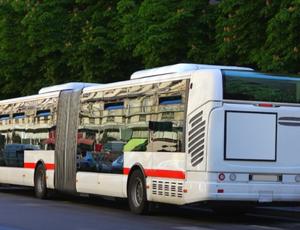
[34,164,47,199]
[128,170,149,214]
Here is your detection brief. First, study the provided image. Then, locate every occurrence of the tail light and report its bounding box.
[218,173,225,181]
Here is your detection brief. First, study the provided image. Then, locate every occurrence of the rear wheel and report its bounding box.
[128,170,148,214]
[34,164,47,199]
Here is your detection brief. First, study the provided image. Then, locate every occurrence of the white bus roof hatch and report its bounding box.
[130,63,253,80]
[38,82,101,94]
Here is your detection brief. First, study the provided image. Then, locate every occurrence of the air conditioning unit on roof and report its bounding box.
[130,63,253,80]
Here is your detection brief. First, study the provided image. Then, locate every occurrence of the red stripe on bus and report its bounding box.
[145,169,186,179]
[24,162,36,169]
[24,163,55,170]
[123,167,130,175]
[123,168,185,180]
[45,163,55,170]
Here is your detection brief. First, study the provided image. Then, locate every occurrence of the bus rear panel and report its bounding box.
[185,70,300,205]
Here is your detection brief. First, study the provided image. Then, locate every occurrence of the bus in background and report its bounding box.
[0,63,300,214]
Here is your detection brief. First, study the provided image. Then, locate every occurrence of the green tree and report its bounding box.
[0,1,28,99]
[259,0,300,74]
[216,0,280,67]
[0,0,299,100]
[20,0,74,88]
[118,0,216,67]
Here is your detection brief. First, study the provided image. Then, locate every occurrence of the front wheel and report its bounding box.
[34,164,47,199]
[128,170,149,214]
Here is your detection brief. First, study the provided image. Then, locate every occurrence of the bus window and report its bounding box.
[77,79,188,173]
[0,114,9,120]
[159,95,182,105]
[147,121,183,152]
[223,70,300,103]
[0,97,58,167]
[13,113,25,119]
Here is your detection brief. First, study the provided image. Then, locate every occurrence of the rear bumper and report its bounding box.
[207,182,300,201]
[184,180,300,205]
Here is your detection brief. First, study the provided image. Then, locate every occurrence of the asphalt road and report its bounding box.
[0,187,300,230]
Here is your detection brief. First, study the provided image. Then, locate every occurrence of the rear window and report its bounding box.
[223,70,300,103]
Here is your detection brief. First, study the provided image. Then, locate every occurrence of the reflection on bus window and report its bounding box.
[0,128,53,167]
[0,97,58,167]
[77,79,188,173]
[76,129,125,174]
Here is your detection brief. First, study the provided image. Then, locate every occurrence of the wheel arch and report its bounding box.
[126,164,147,195]
[126,164,150,214]
[34,160,46,177]
[34,159,48,199]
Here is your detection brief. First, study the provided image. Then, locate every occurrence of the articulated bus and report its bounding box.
[1,63,300,214]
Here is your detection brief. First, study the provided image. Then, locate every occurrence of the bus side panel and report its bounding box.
[124,151,186,204]
[184,171,210,204]
[97,174,126,197]
[149,152,185,204]
[186,70,223,172]
[76,172,126,198]
[0,167,27,185]
[24,150,55,188]
[187,70,222,115]
[76,152,153,198]
[0,151,55,188]
[76,151,186,203]
[124,151,153,200]
[76,172,100,195]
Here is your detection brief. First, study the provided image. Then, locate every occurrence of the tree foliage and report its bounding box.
[215,0,281,67]
[118,0,216,67]
[259,0,300,73]
[0,0,299,100]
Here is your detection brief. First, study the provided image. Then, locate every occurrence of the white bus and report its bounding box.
[0,63,300,214]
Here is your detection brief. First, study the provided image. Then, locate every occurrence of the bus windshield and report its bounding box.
[223,70,300,103]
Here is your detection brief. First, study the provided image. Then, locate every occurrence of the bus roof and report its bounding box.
[83,64,253,93]
[39,82,101,94]
[0,91,60,105]
[130,63,253,80]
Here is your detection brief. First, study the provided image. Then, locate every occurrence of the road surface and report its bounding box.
[0,186,299,230]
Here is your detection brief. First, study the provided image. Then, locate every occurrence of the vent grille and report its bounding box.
[188,111,205,167]
[152,180,183,198]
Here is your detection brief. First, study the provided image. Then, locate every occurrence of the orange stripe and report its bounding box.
[24,162,55,170]
[123,167,185,180]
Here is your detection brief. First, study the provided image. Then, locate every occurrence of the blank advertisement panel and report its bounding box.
[225,111,277,161]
